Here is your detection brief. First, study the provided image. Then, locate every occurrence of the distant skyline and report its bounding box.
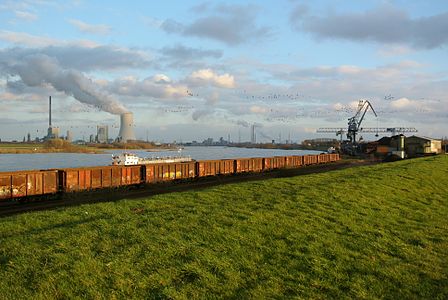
[0,0,447,142]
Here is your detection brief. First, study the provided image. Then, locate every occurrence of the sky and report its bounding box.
[0,0,447,143]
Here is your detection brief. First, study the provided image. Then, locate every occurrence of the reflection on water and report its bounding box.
[0,146,321,172]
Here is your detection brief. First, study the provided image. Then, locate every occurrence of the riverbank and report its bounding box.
[0,155,446,298]
[0,142,103,154]
[0,141,177,154]
[228,143,330,152]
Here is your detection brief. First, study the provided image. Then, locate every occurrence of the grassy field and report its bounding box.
[0,156,447,299]
[0,141,175,154]
[0,141,103,154]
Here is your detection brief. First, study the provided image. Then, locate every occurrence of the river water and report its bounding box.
[0,146,322,172]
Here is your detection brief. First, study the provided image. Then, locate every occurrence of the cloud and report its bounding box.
[0,53,127,114]
[377,45,413,57]
[250,105,269,114]
[161,44,222,60]
[106,75,188,99]
[205,91,220,105]
[68,19,112,35]
[161,4,270,45]
[0,30,98,48]
[389,97,428,112]
[141,16,163,28]
[187,69,235,88]
[290,4,448,49]
[237,120,249,127]
[14,10,38,21]
[160,19,184,33]
[0,45,151,71]
[192,109,213,121]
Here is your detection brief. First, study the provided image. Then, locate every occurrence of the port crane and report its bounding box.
[317,100,417,154]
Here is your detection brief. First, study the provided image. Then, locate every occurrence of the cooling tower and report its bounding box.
[117,112,136,143]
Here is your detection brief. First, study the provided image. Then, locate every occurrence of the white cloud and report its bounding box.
[188,69,235,88]
[250,105,268,114]
[0,30,98,48]
[14,10,38,21]
[68,19,112,35]
[389,97,425,111]
[107,76,188,99]
[377,45,413,57]
[0,45,151,71]
[153,74,171,84]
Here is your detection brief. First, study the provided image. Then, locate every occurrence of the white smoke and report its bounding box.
[3,53,128,115]
[237,120,249,127]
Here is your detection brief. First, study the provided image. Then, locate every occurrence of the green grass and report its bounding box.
[1,156,447,299]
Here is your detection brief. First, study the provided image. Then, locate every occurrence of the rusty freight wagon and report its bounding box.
[264,156,287,170]
[235,157,264,173]
[318,154,331,164]
[0,169,59,200]
[197,159,235,177]
[285,156,304,168]
[0,154,341,202]
[61,165,142,192]
[145,161,196,183]
[329,154,340,162]
[303,155,319,166]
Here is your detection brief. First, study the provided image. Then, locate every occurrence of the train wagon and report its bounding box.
[197,159,235,177]
[235,157,264,173]
[61,165,142,192]
[0,169,59,200]
[145,161,196,183]
[318,154,331,164]
[264,156,287,170]
[0,154,341,202]
[330,154,340,162]
[303,155,319,166]
[285,156,303,168]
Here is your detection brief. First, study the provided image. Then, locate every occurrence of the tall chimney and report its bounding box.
[117,112,136,143]
[49,96,52,127]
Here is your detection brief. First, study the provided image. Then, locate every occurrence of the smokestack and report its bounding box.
[117,112,136,143]
[49,96,52,127]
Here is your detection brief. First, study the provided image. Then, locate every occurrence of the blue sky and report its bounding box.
[0,0,447,142]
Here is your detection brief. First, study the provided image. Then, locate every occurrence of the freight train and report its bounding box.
[0,153,339,201]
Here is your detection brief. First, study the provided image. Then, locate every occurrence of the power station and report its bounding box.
[46,96,59,139]
[117,112,136,143]
[41,96,136,143]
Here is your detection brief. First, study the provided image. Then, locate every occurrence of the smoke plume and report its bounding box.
[237,120,249,127]
[3,53,127,114]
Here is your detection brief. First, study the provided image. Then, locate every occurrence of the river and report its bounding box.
[0,146,322,172]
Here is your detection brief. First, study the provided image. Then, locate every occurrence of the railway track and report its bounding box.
[0,159,378,217]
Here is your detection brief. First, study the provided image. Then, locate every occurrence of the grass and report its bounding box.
[0,140,103,154]
[0,156,447,299]
[0,140,175,154]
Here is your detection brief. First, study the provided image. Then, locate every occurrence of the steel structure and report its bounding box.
[317,99,418,155]
[347,100,377,143]
[317,127,418,136]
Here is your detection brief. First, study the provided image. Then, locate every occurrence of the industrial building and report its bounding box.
[405,136,442,157]
[250,124,256,144]
[375,135,442,158]
[96,125,109,143]
[66,130,73,142]
[117,112,136,143]
[46,96,60,139]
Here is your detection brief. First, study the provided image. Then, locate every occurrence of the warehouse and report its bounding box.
[405,136,442,157]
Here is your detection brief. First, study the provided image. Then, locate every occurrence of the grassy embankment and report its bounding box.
[0,140,102,154]
[0,140,176,154]
[0,156,447,298]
